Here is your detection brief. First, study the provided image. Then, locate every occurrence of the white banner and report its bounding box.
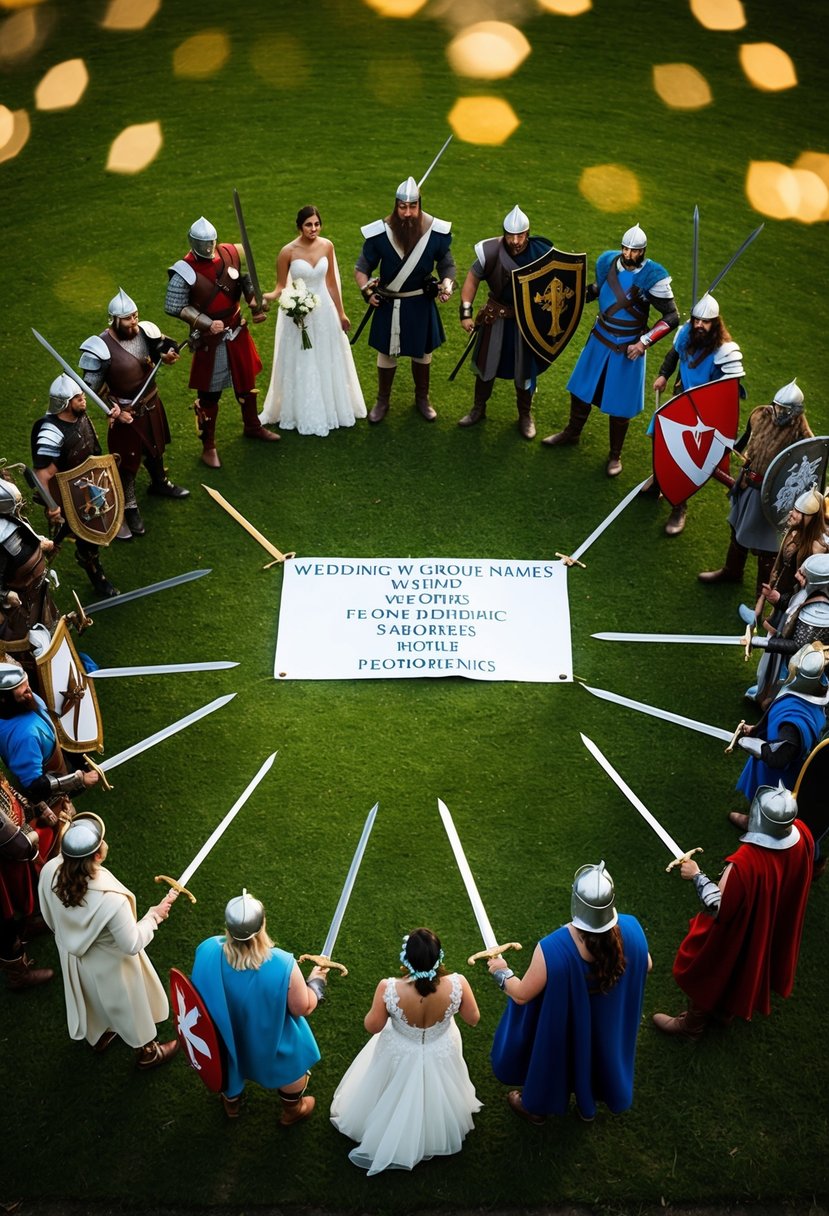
[274,557,572,683]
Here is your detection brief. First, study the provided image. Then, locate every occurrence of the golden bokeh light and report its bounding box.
[537,0,592,13]
[173,31,230,79]
[739,43,797,91]
[690,0,745,31]
[101,0,161,31]
[448,96,520,145]
[361,0,428,15]
[652,63,712,110]
[793,152,829,219]
[447,22,530,80]
[250,35,310,90]
[0,0,47,9]
[745,161,799,220]
[579,164,641,212]
[0,5,51,64]
[35,59,89,111]
[106,120,163,174]
[789,169,829,224]
[0,106,30,164]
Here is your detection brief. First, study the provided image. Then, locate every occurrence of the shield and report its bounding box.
[35,617,103,753]
[512,247,587,365]
[793,735,829,849]
[761,436,829,529]
[169,968,225,1093]
[55,453,124,547]
[652,379,741,507]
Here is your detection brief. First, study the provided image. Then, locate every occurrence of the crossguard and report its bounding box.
[298,952,348,977]
[742,622,753,661]
[724,719,747,754]
[555,551,586,570]
[467,941,522,966]
[68,591,93,633]
[263,550,296,570]
[665,847,704,874]
[154,874,197,903]
[82,754,112,791]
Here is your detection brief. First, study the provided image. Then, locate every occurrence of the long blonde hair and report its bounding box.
[222,923,274,971]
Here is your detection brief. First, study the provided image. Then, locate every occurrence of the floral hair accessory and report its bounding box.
[399,935,445,981]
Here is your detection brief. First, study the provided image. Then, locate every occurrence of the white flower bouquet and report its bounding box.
[278,278,321,350]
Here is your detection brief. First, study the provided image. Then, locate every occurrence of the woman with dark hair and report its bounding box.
[330,927,481,1174]
[489,862,651,1124]
[259,205,366,436]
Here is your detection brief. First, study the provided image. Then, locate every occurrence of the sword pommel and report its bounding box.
[665,846,704,874]
[298,952,347,977]
[467,941,522,966]
[82,753,112,792]
[154,875,197,903]
[724,719,747,754]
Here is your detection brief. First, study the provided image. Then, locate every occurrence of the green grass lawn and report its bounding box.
[2,0,828,1210]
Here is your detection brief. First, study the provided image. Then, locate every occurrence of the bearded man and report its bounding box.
[355,177,456,423]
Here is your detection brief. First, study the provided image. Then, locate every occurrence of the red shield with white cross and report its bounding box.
[652,378,741,507]
[169,968,225,1093]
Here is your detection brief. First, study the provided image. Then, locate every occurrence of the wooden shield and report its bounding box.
[170,968,226,1093]
[512,247,587,365]
[55,453,124,547]
[35,616,103,753]
[761,437,829,529]
[652,379,741,508]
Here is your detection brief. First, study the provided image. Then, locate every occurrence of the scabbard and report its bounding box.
[448,327,479,381]
[349,302,375,347]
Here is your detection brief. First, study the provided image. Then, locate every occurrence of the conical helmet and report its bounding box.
[742,783,798,850]
[621,223,647,250]
[0,479,22,517]
[49,373,80,414]
[108,287,138,319]
[691,293,719,320]
[571,861,618,933]
[395,176,419,204]
[503,205,529,234]
[188,216,218,259]
[772,378,804,424]
[224,888,265,941]
[794,484,824,516]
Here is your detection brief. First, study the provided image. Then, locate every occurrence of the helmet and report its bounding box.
[61,812,106,859]
[224,888,265,941]
[691,293,719,321]
[802,552,829,592]
[0,478,22,517]
[771,378,804,425]
[0,662,26,692]
[188,216,218,260]
[742,782,799,850]
[794,484,824,516]
[778,642,827,697]
[621,223,647,250]
[503,205,530,234]
[571,861,618,933]
[107,287,138,320]
[395,176,420,204]
[49,373,82,414]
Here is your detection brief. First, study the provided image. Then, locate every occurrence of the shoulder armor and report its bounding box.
[360,219,386,239]
[169,259,196,285]
[0,517,18,547]
[715,340,744,378]
[431,217,452,234]
[34,419,64,454]
[138,320,162,341]
[799,600,829,629]
[78,334,110,373]
[473,236,499,268]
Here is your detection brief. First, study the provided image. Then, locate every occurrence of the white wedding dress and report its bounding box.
[259,257,366,436]
[330,975,481,1176]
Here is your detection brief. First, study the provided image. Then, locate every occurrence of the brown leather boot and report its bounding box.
[412,361,437,420]
[516,388,536,440]
[652,1004,709,1039]
[239,393,280,442]
[135,1039,179,1069]
[458,377,493,427]
[664,500,688,536]
[0,952,53,990]
[698,534,748,584]
[195,399,221,468]
[222,1093,243,1119]
[368,366,396,423]
[542,396,591,446]
[606,416,630,476]
[278,1089,315,1126]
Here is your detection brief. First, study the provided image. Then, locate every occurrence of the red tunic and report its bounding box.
[183,245,262,393]
[673,824,814,1020]
[0,778,55,920]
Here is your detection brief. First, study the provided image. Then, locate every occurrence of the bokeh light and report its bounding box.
[0,106,30,163]
[794,152,829,220]
[448,97,520,145]
[0,105,13,147]
[173,31,230,79]
[361,0,428,15]
[537,0,592,14]
[739,43,797,91]
[0,5,52,64]
[578,164,641,212]
[250,35,310,90]
[106,121,163,174]
[690,0,745,31]
[789,169,829,224]
[101,0,161,31]
[745,161,799,220]
[447,22,530,80]
[35,59,89,110]
[652,63,711,110]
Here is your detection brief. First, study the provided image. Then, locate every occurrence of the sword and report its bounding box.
[448,324,480,381]
[418,133,453,190]
[82,692,235,791]
[559,478,650,567]
[32,329,113,417]
[437,798,521,965]
[21,463,69,546]
[155,752,276,903]
[691,204,699,311]
[695,224,764,309]
[299,802,379,977]
[124,338,189,413]
[87,661,238,679]
[232,188,264,311]
[79,568,212,616]
[580,682,747,751]
[580,733,703,873]
[349,288,378,347]
[593,623,754,659]
[202,484,294,569]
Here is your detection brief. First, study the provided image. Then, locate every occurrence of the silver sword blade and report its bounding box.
[592,631,746,645]
[233,188,263,308]
[701,224,763,301]
[31,328,112,416]
[99,693,236,772]
[418,134,453,190]
[691,204,699,310]
[569,478,650,563]
[581,683,733,742]
[82,569,212,614]
[580,733,687,861]
[437,798,497,950]
[177,752,277,889]
[320,802,379,960]
[87,661,238,679]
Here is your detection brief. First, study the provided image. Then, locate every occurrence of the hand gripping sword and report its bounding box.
[202,484,294,568]
[154,752,277,903]
[298,802,379,977]
[437,798,521,965]
[32,329,113,416]
[580,733,703,873]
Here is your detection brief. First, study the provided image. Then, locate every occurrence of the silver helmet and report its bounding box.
[742,782,799,850]
[0,661,26,692]
[225,888,265,941]
[691,293,719,321]
[395,176,420,205]
[779,643,827,697]
[772,378,804,425]
[621,223,647,250]
[794,484,824,516]
[503,205,530,234]
[108,287,138,320]
[189,216,218,260]
[802,552,829,591]
[0,478,22,517]
[61,812,106,859]
[49,373,82,414]
[571,861,618,933]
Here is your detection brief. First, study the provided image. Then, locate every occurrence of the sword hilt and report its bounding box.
[263,551,296,570]
[724,719,747,754]
[467,941,522,967]
[67,591,94,634]
[742,622,754,661]
[555,551,586,569]
[82,753,112,792]
[665,846,704,874]
[298,952,348,976]
[154,874,197,903]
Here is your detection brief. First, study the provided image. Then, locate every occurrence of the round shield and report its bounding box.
[169,967,225,1093]
[761,436,829,529]
[793,736,829,849]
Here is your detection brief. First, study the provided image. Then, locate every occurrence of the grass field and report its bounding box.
[1,0,828,1211]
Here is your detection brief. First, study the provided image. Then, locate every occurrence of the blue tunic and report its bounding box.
[567,252,670,419]
[491,915,649,1118]
[191,936,320,1098]
[0,693,58,790]
[736,694,827,801]
[359,221,453,358]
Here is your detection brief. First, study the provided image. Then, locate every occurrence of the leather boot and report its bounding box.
[278,1089,315,1126]
[458,377,492,427]
[368,366,396,424]
[542,396,591,446]
[239,393,280,442]
[412,361,437,420]
[117,472,136,540]
[221,1093,243,1119]
[135,1038,179,1070]
[77,553,119,598]
[516,388,536,440]
[196,399,221,469]
[606,416,630,477]
[698,534,748,584]
[652,1004,709,1040]
[0,952,53,990]
[754,551,775,599]
[145,456,189,499]
[124,506,146,537]
[664,500,688,536]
